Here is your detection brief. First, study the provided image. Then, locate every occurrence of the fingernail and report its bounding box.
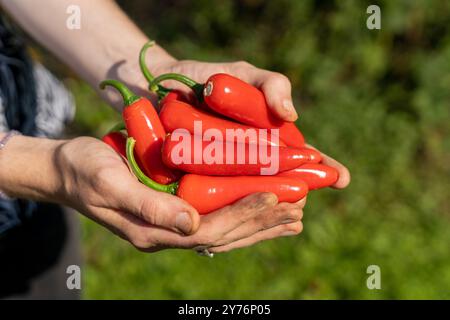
[282,99,298,120]
[175,212,192,234]
[282,231,298,237]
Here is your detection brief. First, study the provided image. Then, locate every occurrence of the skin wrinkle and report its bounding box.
[245,193,278,212]
[210,221,304,253]
[209,201,304,247]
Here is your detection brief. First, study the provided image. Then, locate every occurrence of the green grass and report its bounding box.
[64,0,450,299]
[73,76,450,298]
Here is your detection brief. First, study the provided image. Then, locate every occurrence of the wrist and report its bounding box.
[0,131,23,200]
[0,135,67,203]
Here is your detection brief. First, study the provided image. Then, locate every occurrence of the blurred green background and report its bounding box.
[42,0,450,299]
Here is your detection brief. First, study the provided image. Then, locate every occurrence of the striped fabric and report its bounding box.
[0,63,75,235]
[0,63,74,136]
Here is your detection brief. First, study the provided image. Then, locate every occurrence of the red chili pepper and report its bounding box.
[127,137,308,214]
[99,80,179,184]
[177,175,308,214]
[160,90,184,105]
[278,163,339,190]
[102,131,127,158]
[149,72,305,148]
[277,123,306,149]
[161,131,320,176]
[160,99,286,146]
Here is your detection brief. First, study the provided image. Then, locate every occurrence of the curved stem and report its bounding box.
[139,41,157,84]
[149,73,205,102]
[139,41,171,100]
[126,137,178,195]
[99,80,140,106]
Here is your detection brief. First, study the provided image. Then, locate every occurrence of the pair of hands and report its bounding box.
[61,60,350,254]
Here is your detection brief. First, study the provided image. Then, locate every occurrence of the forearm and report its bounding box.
[0,0,175,107]
[0,133,66,203]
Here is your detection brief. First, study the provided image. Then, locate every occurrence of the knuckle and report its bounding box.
[261,193,279,207]
[129,233,155,251]
[275,203,303,221]
[255,208,287,230]
[231,193,275,213]
[244,192,278,213]
[284,222,303,235]
[270,72,291,88]
[272,202,289,216]
[296,197,307,207]
[234,60,253,69]
[288,208,303,221]
[138,199,159,225]
[258,215,275,230]
[274,202,291,212]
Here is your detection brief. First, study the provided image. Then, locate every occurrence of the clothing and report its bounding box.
[0,15,79,299]
[0,15,74,235]
[0,62,75,138]
[0,63,75,235]
[0,205,81,299]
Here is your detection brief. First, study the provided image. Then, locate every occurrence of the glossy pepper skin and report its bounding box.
[127,137,308,215]
[100,80,179,185]
[160,100,286,147]
[149,72,306,148]
[177,175,308,214]
[204,74,305,148]
[161,132,321,176]
[159,90,185,106]
[278,163,339,190]
[203,73,282,126]
[102,131,127,158]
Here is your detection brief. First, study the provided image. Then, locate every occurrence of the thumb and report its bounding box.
[260,72,298,122]
[228,63,298,122]
[230,63,298,122]
[115,181,200,235]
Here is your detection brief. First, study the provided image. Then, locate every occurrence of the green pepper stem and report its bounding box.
[139,41,156,84]
[126,137,178,195]
[139,41,171,100]
[99,80,141,106]
[149,73,205,102]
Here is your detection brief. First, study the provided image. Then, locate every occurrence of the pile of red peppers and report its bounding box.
[100,41,339,215]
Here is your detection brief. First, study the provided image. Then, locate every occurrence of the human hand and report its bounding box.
[55,137,306,253]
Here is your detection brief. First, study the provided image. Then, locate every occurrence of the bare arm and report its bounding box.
[0,0,175,107]
[0,0,305,122]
